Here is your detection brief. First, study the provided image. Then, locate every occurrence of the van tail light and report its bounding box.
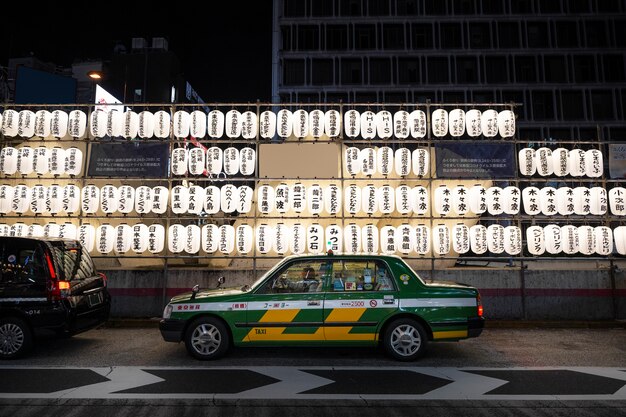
[45,251,70,301]
[477,293,484,317]
[98,272,108,287]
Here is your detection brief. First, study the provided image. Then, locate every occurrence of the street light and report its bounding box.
[86,70,104,105]
[87,70,103,80]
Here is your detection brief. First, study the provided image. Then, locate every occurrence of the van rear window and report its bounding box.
[48,241,96,281]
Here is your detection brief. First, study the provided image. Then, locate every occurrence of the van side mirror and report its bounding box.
[217,276,225,288]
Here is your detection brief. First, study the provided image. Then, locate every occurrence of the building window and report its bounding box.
[544,55,568,83]
[383,24,405,49]
[498,22,521,48]
[555,21,579,48]
[567,0,590,13]
[585,21,608,47]
[312,59,334,86]
[367,0,390,15]
[603,54,626,82]
[510,0,534,13]
[369,58,392,84]
[398,57,420,84]
[327,25,348,50]
[355,24,377,49]
[355,91,378,103]
[538,1,561,13]
[591,90,615,120]
[560,90,585,120]
[454,0,475,14]
[526,21,550,48]
[440,22,463,48]
[341,58,362,84]
[384,91,407,103]
[284,0,306,17]
[325,92,350,102]
[298,25,319,50]
[485,56,508,83]
[297,92,321,103]
[411,23,433,48]
[615,19,626,48]
[481,0,504,14]
[397,0,419,15]
[427,57,449,83]
[340,0,363,16]
[472,91,495,103]
[283,59,305,86]
[442,91,465,103]
[573,55,597,83]
[532,90,555,120]
[515,56,537,82]
[312,0,334,16]
[424,0,447,14]
[456,57,479,83]
[469,23,491,48]
[281,26,292,51]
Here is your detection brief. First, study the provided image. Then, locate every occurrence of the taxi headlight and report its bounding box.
[163,304,173,319]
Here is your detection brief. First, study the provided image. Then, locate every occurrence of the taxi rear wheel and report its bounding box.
[184,317,230,360]
[0,317,33,359]
[383,318,427,361]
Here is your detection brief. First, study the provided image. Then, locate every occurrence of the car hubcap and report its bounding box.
[191,324,221,355]
[390,324,420,356]
[0,323,24,355]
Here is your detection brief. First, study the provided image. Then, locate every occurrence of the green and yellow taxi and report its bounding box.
[160,253,484,361]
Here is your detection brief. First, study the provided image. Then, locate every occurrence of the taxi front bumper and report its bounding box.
[160,319,186,342]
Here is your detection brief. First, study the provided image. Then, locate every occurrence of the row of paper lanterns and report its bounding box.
[0,108,514,140]
[345,147,429,176]
[0,146,82,176]
[4,222,624,256]
[171,146,255,176]
[519,148,603,177]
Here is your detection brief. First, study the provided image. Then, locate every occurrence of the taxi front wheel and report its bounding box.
[184,317,230,360]
[383,318,427,361]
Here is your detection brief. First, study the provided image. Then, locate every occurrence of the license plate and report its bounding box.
[88,292,103,307]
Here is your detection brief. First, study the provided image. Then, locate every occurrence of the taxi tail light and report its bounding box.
[477,293,484,317]
[45,251,70,301]
[98,272,108,287]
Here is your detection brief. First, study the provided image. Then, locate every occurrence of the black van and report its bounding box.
[0,237,110,358]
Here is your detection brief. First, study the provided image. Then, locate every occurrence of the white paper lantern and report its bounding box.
[452,186,470,216]
[344,109,360,138]
[202,224,219,253]
[256,224,273,254]
[412,148,429,177]
[535,148,553,176]
[78,224,96,252]
[50,110,69,138]
[539,187,557,216]
[47,147,65,176]
[487,224,505,254]
[206,147,223,175]
[187,185,205,214]
[434,185,452,216]
[18,110,36,138]
[207,110,225,138]
[395,184,412,215]
[362,184,378,215]
[414,224,430,255]
[11,185,30,214]
[1,110,18,137]
[30,185,46,214]
[609,187,626,215]
[290,223,306,255]
[276,109,293,138]
[411,186,429,215]
[543,224,562,255]
[96,225,115,254]
[360,147,376,176]
[380,225,396,255]
[0,224,10,236]
[393,110,409,139]
[527,225,545,255]
[375,110,393,139]
[219,184,237,214]
[274,223,290,255]
[60,184,80,214]
[469,224,488,254]
[171,185,189,214]
[308,109,324,138]
[561,225,579,255]
[0,147,18,175]
[237,186,253,213]
[378,184,395,215]
[131,223,149,253]
[497,110,515,138]
[259,110,276,139]
[188,147,206,175]
[573,186,591,216]
[153,110,171,138]
[17,147,34,175]
[325,110,341,137]
[147,224,165,253]
[394,224,413,255]
[27,224,44,238]
[409,109,427,138]
[81,185,99,214]
[0,185,13,214]
[339,184,359,216]
[432,224,450,255]
[257,185,275,214]
[589,186,607,215]
[568,149,586,177]
[486,186,504,216]
[360,111,376,139]
[431,109,448,137]
[151,186,169,215]
[168,224,185,253]
[33,146,49,175]
[134,186,152,214]
[481,109,498,137]
[585,149,603,178]
[452,224,470,254]
[100,185,118,214]
[172,111,190,138]
[614,226,626,255]
[518,148,536,176]
[46,184,63,214]
[394,148,411,176]
[122,111,139,139]
[377,146,393,176]
[307,184,323,215]
[594,226,612,256]
[225,110,241,139]
[465,109,482,137]
[521,186,540,215]
[114,224,132,253]
[555,187,575,216]
[240,147,256,176]
[10,223,27,237]
[236,224,253,255]
[184,224,201,254]
[90,110,108,138]
[448,109,466,137]
[345,147,361,176]
[551,148,569,177]
[64,147,83,176]
[502,186,521,215]
[361,224,379,254]
[291,182,306,213]
[343,223,361,254]
[106,110,123,137]
[241,111,257,139]
[274,183,291,214]
[325,224,342,253]
[469,185,487,214]
[503,225,522,255]
[171,148,188,176]
[577,225,595,255]
[223,147,240,176]
[292,109,309,138]
[35,110,52,138]
[324,184,341,215]
[189,110,207,139]
[138,111,155,139]
[64,109,83,137]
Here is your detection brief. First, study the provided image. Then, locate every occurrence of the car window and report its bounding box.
[48,241,96,281]
[0,239,46,288]
[330,260,396,292]
[256,260,330,294]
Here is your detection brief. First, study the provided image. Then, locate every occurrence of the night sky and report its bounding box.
[0,2,273,101]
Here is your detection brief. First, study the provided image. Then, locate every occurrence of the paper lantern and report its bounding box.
[469,225,488,254]
[96,225,115,254]
[0,224,10,236]
[395,184,412,215]
[60,184,80,214]
[188,110,207,139]
[0,185,13,214]
[46,184,63,214]
[561,225,579,255]
[30,185,46,214]
[465,109,482,137]
[55,222,73,239]
[90,109,108,138]
[502,186,521,215]
[202,224,219,253]
[153,110,171,138]
[17,147,34,175]
[344,109,360,138]
[595,226,612,256]
[308,109,324,138]
[551,148,569,177]
[81,185,99,214]
[240,147,256,176]
[138,111,155,138]
[106,110,123,137]
[206,147,223,175]
[241,111,257,139]
[35,110,52,138]
[572,186,590,216]
[343,223,361,254]
[11,185,30,214]
[589,187,607,215]
[18,110,36,138]
[100,185,118,214]
[259,110,276,139]
[577,225,595,255]
[414,224,430,255]
[325,224,342,253]
[168,224,185,253]
[448,109,466,137]
[360,111,376,139]
[64,147,83,176]
[324,184,341,215]
[33,146,49,175]
[2,110,18,137]
[237,186,253,213]
[361,184,378,215]
[360,147,376,175]
[585,149,603,178]
[225,109,241,138]
[291,182,306,213]
[147,224,166,253]
[411,186,429,215]
[377,146,393,176]
[555,187,574,215]
[452,185,470,216]
[0,147,18,175]
[609,187,626,215]
[432,224,450,255]
[290,223,306,254]
[345,147,361,176]
[487,224,505,254]
[521,186,540,215]
[256,224,273,254]
[274,183,291,214]
[394,148,411,176]
[171,148,188,176]
[10,223,27,237]
[497,110,515,138]
[122,111,139,139]
[50,110,69,138]
[48,147,65,176]
[27,224,44,238]
[257,184,275,214]
[325,110,341,137]
[535,148,553,176]
[412,148,429,177]
[526,225,545,255]
[131,223,149,253]
[292,109,309,138]
[481,109,498,137]
[202,185,222,214]
[434,185,452,216]
[362,224,379,254]
[78,224,96,252]
[409,109,427,138]
[151,186,169,214]
[614,226,626,255]
[236,224,253,255]
[171,185,189,214]
[114,224,132,253]
[378,185,395,214]
[68,109,87,138]
[188,147,206,175]
[518,148,536,176]
[172,110,190,138]
[543,224,562,255]
[207,110,225,138]
[431,109,448,137]
[307,184,323,215]
[394,224,413,255]
[568,149,586,177]
[187,185,204,214]
[467,185,486,214]
[223,147,240,176]
[375,110,393,139]
[380,225,396,255]
[393,110,409,139]
[503,226,522,255]
[274,223,290,255]
[219,184,236,214]
[135,186,152,214]
[452,224,470,254]
[184,225,201,254]
[276,109,293,138]
[539,187,557,216]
